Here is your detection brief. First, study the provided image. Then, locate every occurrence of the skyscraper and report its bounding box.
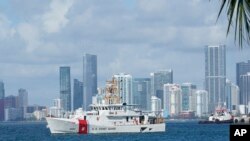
[181,83,197,112]
[225,79,239,113]
[151,96,162,116]
[18,88,28,108]
[0,81,5,121]
[205,45,226,112]
[236,60,250,104]
[60,66,71,111]
[239,73,250,110]
[73,79,83,110]
[0,81,4,99]
[83,54,97,110]
[133,78,151,110]
[151,70,173,108]
[163,83,182,117]
[196,90,209,117]
[113,73,133,105]
[4,95,17,109]
[18,88,28,119]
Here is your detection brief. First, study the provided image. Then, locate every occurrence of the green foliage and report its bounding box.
[217,0,250,48]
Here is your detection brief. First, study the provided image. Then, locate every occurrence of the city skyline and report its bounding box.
[0,0,250,106]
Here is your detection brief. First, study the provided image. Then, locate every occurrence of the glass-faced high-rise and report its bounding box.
[0,81,5,121]
[83,54,97,110]
[60,67,71,111]
[133,78,151,111]
[181,83,197,112]
[236,60,250,104]
[18,88,28,108]
[239,73,250,107]
[151,70,173,109]
[73,79,83,110]
[0,81,4,99]
[205,45,226,112]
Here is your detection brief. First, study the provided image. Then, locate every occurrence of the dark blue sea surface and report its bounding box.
[0,121,229,141]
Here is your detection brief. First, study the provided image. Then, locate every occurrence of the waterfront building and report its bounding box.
[163,83,182,117]
[95,87,106,104]
[49,99,64,118]
[0,81,4,99]
[4,108,23,121]
[236,60,250,104]
[73,79,83,110]
[0,81,5,121]
[151,70,173,109]
[4,95,18,108]
[17,88,28,119]
[181,83,197,112]
[59,66,71,111]
[196,90,209,117]
[26,105,47,113]
[133,78,151,111]
[4,95,23,120]
[113,73,133,105]
[83,54,97,111]
[151,96,162,116]
[225,79,239,114]
[205,45,226,112]
[17,88,28,108]
[0,99,4,121]
[53,98,63,109]
[33,109,47,120]
[239,73,250,113]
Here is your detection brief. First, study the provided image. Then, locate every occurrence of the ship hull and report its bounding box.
[46,117,165,134]
[198,119,233,124]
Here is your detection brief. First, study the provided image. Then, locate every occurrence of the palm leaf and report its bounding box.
[217,0,250,49]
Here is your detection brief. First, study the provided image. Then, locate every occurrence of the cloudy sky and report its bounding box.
[0,0,249,106]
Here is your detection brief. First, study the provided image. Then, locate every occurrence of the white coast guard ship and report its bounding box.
[46,78,165,134]
[46,103,165,134]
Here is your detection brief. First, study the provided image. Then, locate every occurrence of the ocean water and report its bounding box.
[0,121,229,141]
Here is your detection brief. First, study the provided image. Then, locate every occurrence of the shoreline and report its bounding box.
[0,120,46,124]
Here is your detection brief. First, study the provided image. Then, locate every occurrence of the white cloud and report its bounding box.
[42,0,74,33]
[17,23,40,52]
[137,0,168,13]
[0,14,16,39]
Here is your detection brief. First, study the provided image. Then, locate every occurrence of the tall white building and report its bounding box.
[151,96,162,116]
[49,99,64,118]
[113,73,133,105]
[226,79,240,114]
[196,90,209,117]
[239,73,250,112]
[163,84,182,117]
[53,98,63,108]
[205,45,226,112]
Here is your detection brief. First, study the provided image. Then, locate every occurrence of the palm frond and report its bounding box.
[217,0,250,49]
